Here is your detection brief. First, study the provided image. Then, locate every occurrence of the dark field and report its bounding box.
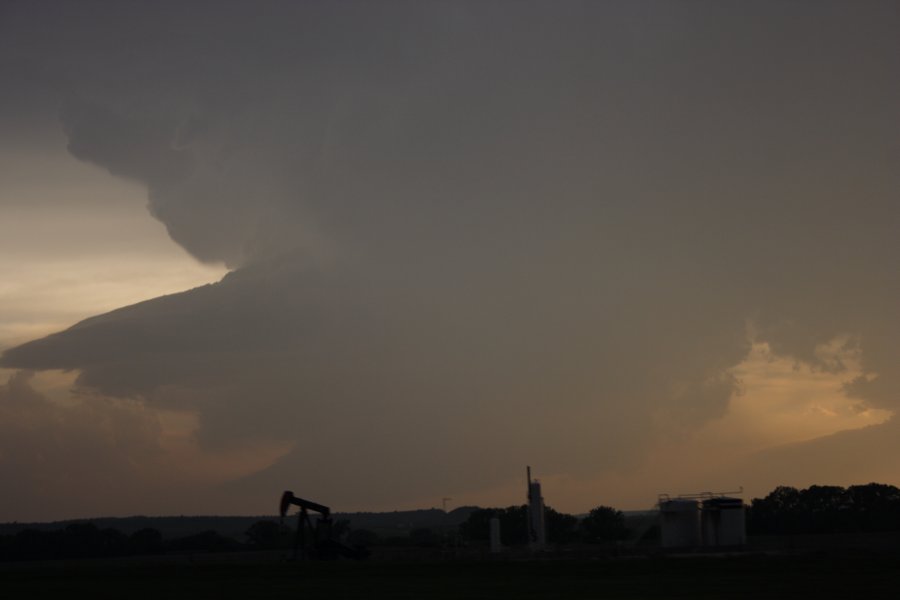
[5,552,900,599]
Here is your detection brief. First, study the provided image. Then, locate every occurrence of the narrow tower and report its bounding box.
[526,466,546,550]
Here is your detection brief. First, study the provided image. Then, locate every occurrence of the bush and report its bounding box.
[347,528,380,548]
[580,506,628,542]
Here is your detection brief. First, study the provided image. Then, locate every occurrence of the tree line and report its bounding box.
[458,505,630,545]
[0,522,245,561]
[5,482,900,560]
[0,506,632,561]
[747,483,900,535]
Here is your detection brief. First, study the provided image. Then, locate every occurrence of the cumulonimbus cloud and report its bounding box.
[1,1,898,513]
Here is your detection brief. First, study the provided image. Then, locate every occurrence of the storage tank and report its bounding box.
[701,497,746,547]
[489,517,502,554]
[659,499,701,548]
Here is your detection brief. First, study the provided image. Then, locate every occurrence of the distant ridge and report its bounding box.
[0,507,481,540]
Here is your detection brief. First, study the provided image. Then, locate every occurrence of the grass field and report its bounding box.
[4,552,900,599]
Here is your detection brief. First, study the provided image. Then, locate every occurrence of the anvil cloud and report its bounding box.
[1,0,898,518]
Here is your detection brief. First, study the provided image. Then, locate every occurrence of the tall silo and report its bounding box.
[701,497,746,547]
[526,466,546,550]
[659,499,701,548]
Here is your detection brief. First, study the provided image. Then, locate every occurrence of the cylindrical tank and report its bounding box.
[659,499,701,548]
[489,517,502,553]
[701,497,746,547]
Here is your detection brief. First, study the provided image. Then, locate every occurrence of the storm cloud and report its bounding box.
[1,0,898,515]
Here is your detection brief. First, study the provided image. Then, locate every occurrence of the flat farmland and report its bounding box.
[4,552,900,599]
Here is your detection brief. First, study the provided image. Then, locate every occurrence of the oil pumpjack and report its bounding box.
[279,490,367,560]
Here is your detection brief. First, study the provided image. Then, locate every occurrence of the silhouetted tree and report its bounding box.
[245,520,289,549]
[166,530,242,553]
[458,508,495,542]
[459,505,579,545]
[58,523,128,558]
[459,505,528,546]
[580,506,628,542]
[12,529,58,560]
[459,506,529,545]
[748,486,802,534]
[748,483,900,535]
[332,519,351,539]
[545,507,579,543]
[846,483,900,531]
[347,528,380,548]
[129,528,163,555]
[408,528,441,547]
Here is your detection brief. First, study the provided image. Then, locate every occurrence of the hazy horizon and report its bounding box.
[1,0,898,522]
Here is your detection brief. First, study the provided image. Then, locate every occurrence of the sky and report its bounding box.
[0,0,898,521]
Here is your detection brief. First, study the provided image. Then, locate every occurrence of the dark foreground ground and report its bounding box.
[4,551,900,599]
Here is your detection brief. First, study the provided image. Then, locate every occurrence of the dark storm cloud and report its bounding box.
[0,371,168,518]
[1,1,899,510]
[732,417,900,492]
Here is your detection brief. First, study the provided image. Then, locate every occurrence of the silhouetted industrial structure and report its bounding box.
[658,490,746,549]
[489,516,502,554]
[701,496,746,546]
[279,490,366,560]
[526,466,546,550]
